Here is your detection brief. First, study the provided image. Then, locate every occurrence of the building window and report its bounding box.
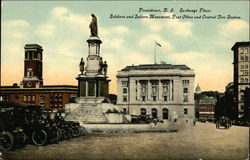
[163,96,168,101]
[183,95,188,102]
[182,80,189,85]
[151,108,157,119]
[240,48,244,54]
[25,52,28,59]
[241,95,244,101]
[59,95,62,99]
[152,96,157,101]
[14,95,19,100]
[141,108,146,115]
[24,96,27,102]
[123,96,127,102]
[122,81,128,87]
[163,86,168,94]
[152,86,158,95]
[40,96,45,101]
[245,64,248,69]
[183,88,188,93]
[240,56,244,61]
[123,88,128,94]
[240,78,244,83]
[6,96,10,102]
[40,103,45,107]
[245,56,248,62]
[59,103,62,108]
[162,108,169,119]
[244,48,248,54]
[184,108,188,114]
[245,78,249,83]
[34,52,37,59]
[240,105,244,110]
[38,53,42,60]
[32,95,35,102]
[123,108,127,113]
[245,71,248,76]
[141,96,146,101]
[240,65,244,69]
[28,95,31,101]
[240,71,244,76]
[27,68,33,77]
[141,86,147,95]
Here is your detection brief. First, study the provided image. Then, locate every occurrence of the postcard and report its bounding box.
[0,0,249,160]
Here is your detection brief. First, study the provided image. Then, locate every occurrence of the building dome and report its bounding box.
[195,84,201,94]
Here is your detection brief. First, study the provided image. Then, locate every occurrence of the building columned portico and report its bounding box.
[116,64,195,123]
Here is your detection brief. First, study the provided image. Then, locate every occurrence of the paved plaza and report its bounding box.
[1,122,249,160]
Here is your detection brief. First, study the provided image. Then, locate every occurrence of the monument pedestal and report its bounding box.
[65,35,110,124]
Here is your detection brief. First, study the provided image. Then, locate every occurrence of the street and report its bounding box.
[1,122,249,160]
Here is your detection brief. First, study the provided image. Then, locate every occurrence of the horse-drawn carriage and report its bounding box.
[216,117,231,129]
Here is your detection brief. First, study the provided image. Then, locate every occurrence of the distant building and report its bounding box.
[116,64,195,123]
[231,41,250,118]
[195,84,202,94]
[195,96,217,122]
[0,44,77,110]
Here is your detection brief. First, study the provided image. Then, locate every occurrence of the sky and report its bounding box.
[1,1,249,94]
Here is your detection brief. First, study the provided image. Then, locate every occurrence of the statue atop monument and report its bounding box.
[89,14,98,37]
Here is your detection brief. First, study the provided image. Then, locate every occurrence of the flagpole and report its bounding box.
[154,40,156,64]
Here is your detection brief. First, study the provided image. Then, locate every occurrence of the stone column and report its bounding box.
[172,80,174,101]
[148,81,151,101]
[159,80,163,101]
[86,82,88,97]
[137,80,140,101]
[169,80,172,101]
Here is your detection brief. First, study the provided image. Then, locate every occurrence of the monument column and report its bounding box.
[76,14,110,102]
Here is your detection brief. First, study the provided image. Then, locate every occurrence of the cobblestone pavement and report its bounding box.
[1,122,249,160]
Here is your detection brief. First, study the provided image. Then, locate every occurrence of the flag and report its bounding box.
[155,41,161,47]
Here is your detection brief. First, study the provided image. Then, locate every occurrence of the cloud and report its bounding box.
[142,18,162,32]
[36,24,55,37]
[142,13,193,37]
[51,7,89,33]
[2,19,30,40]
[165,19,193,37]
[169,51,214,63]
[51,7,69,18]
[3,19,30,28]
[219,20,249,37]
[113,26,130,34]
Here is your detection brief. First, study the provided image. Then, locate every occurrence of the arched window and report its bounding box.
[162,108,169,119]
[140,108,146,115]
[27,68,33,77]
[183,88,188,93]
[240,78,244,83]
[151,108,157,119]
